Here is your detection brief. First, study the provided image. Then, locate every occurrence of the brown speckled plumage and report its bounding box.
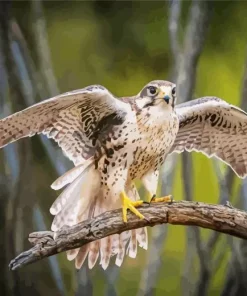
[1,80,247,269]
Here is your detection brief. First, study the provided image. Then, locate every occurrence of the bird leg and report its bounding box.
[142,171,173,205]
[149,194,173,204]
[120,191,144,223]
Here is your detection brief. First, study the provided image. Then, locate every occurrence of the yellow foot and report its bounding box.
[120,192,144,223]
[149,194,173,203]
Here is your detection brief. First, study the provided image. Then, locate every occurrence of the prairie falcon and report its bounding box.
[1,80,247,269]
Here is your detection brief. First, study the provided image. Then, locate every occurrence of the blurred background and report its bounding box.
[1,0,247,295]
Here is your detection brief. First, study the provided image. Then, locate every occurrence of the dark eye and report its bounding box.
[147,86,157,96]
[172,87,176,95]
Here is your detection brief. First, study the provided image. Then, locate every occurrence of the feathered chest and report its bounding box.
[95,107,179,178]
[137,109,179,151]
[128,109,179,177]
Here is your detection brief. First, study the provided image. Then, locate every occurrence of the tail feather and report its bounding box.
[50,164,148,269]
[88,241,100,269]
[127,230,137,258]
[75,245,89,269]
[137,227,148,250]
[67,248,80,261]
[115,234,125,267]
[100,236,112,270]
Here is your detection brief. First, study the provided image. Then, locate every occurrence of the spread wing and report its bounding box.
[170,97,247,178]
[0,85,129,165]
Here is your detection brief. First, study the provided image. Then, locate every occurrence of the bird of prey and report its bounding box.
[1,80,247,270]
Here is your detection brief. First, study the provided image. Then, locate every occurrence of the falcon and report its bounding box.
[1,80,247,270]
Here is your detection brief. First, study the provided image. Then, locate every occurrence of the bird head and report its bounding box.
[136,80,176,110]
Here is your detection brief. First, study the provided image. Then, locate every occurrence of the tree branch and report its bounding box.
[9,201,247,271]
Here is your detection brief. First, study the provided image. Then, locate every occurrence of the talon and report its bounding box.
[149,194,173,204]
[120,191,144,222]
[143,201,150,205]
[149,194,156,204]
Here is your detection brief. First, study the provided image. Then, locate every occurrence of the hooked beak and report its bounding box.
[164,95,170,104]
[159,91,170,104]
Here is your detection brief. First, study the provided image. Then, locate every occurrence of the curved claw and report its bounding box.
[149,194,173,204]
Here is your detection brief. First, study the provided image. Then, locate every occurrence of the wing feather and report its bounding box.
[0,85,129,165]
[170,97,247,178]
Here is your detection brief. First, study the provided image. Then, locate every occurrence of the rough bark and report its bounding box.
[9,200,247,270]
